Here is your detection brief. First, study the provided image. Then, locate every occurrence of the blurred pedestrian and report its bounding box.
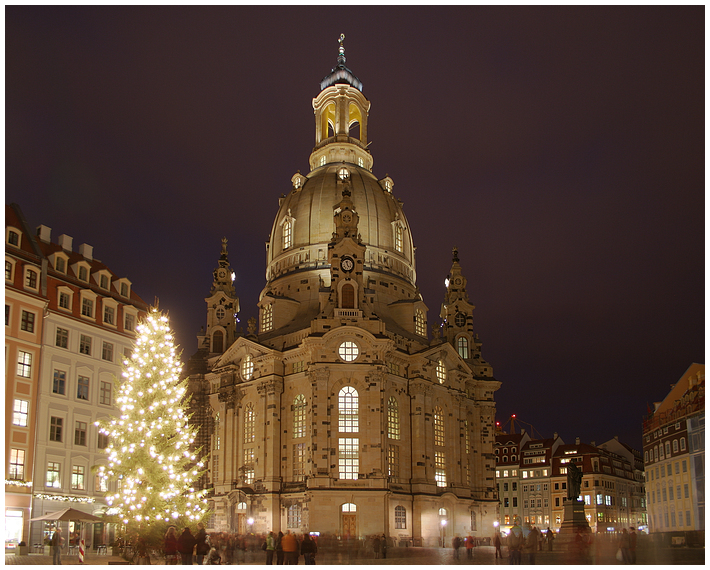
[301,533,317,565]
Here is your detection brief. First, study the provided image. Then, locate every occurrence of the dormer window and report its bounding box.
[116,278,131,298]
[121,283,128,297]
[100,274,109,289]
[55,257,66,273]
[7,229,20,247]
[25,269,38,290]
[78,266,88,281]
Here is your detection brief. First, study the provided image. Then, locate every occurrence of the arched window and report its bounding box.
[212,330,223,353]
[243,403,255,444]
[438,508,447,516]
[436,360,447,384]
[338,386,358,432]
[242,354,254,380]
[262,304,273,332]
[457,336,469,359]
[341,284,355,308]
[394,505,406,529]
[387,397,400,440]
[415,309,426,336]
[283,219,293,250]
[287,504,302,529]
[342,503,357,513]
[394,225,403,253]
[293,395,306,438]
[434,406,445,446]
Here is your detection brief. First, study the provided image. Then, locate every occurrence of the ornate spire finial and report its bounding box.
[452,246,459,263]
[338,33,346,63]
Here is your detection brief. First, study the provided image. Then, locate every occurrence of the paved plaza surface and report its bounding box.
[5,543,705,566]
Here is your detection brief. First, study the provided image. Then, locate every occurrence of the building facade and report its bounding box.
[642,363,704,544]
[5,203,148,549]
[187,41,501,546]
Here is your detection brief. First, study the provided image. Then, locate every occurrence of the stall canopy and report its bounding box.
[31,507,103,522]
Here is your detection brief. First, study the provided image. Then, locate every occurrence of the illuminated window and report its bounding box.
[9,449,25,480]
[388,444,400,478]
[242,354,254,380]
[262,304,273,332]
[95,473,108,493]
[415,309,426,336]
[387,397,400,440]
[434,407,445,446]
[293,443,305,481]
[287,504,302,528]
[283,219,293,250]
[464,419,470,454]
[13,399,29,427]
[17,350,32,378]
[338,341,359,362]
[320,156,326,167]
[435,452,446,487]
[71,465,85,490]
[338,386,358,432]
[293,395,306,438]
[47,462,61,488]
[243,467,254,485]
[25,269,38,289]
[394,225,403,253]
[243,403,255,443]
[338,437,359,479]
[6,260,13,280]
[342,503,357,512]
[457,336,469,359]
[338,167,350,181]
[436,359,447,384]
[395,505,406,529]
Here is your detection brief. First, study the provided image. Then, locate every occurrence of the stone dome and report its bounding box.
[266,163,415,289]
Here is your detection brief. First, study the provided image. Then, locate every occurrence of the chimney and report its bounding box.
[575,437,580,445]
[78,243,93,261]
[58,234,73,252]
[36,225,51,243]
[591,441,596,447]
[553,432,558,440]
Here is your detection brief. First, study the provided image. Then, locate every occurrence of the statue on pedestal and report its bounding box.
[567,462,583,501]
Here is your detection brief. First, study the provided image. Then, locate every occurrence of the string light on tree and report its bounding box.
[95,308,210,535]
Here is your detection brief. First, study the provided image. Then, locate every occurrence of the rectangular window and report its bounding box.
[50,417,63,442]
[100,381,112,406]
[79,334,92,356]
[434,451,446,487]
[684,483,689,498]
[395,506,407,529]
[9,449,25,480]
[102,341,114,362]
[17,350,33,378]
[212,456,219,482]
[104,305,115,325]
[74,421,87,446]
[5,260,12,280]
[20,310,35,332]
[125,313,135,332]
[25,270,37,288]
[243,467,255,485]
[95,473,107,493]
[56,327,69,348]
[71,465,85,490]
[388,444,400,479]
[47,462,61,488]
[52,369,66,395]
[98,432,109,450]
[5,304,9,326]
[81,297,94,317]
[513,497,518,507]
[59,292,70,309]
[338,437,359,480]
[77,376,90,400]
[293,443,305,481]
[13,399,29,427]
[287,505,301,529]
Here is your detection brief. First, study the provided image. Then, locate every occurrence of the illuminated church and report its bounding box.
[188,37,501,546]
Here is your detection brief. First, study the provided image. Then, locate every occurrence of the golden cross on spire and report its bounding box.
[338,33,345,56]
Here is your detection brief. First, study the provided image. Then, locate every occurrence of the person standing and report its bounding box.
[452,535,461,559]
[195,522,209,565]
[619,528,631,565]
[51,527,63,565]
[465,535,474,559]
[275,531,284,565]
[628,527,637,564]
[178,527,196,565]
[508,524,523,565]
[546,528,554,551]
[381,534,387,559]
[265,531,276,565]
[165,526,180,565]
[524,526,539,565]
[281,531,298,565]
[372,535,381,559]
[493,531,503,559]
[300,533,317,565]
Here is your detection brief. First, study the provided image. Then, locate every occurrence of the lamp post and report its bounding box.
[440,519,447,548]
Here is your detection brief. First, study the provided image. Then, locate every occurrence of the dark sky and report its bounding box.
[6,6,704,450]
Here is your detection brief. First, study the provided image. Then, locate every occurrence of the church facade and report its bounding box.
[189,39,501,546]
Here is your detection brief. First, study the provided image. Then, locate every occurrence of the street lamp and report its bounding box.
[440,519,447,548]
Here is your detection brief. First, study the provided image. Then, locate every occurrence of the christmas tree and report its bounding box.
[95,308,209,543]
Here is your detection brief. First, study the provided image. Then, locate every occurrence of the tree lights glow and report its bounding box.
[95,308,209,535]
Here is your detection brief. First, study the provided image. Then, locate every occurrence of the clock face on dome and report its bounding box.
[340,256,355,272]
[217,268,227,279]
[342,212,352,224]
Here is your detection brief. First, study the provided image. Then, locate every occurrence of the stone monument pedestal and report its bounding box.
[555,499,590,551]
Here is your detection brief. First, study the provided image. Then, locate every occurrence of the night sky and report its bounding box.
[6,6,704,450]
